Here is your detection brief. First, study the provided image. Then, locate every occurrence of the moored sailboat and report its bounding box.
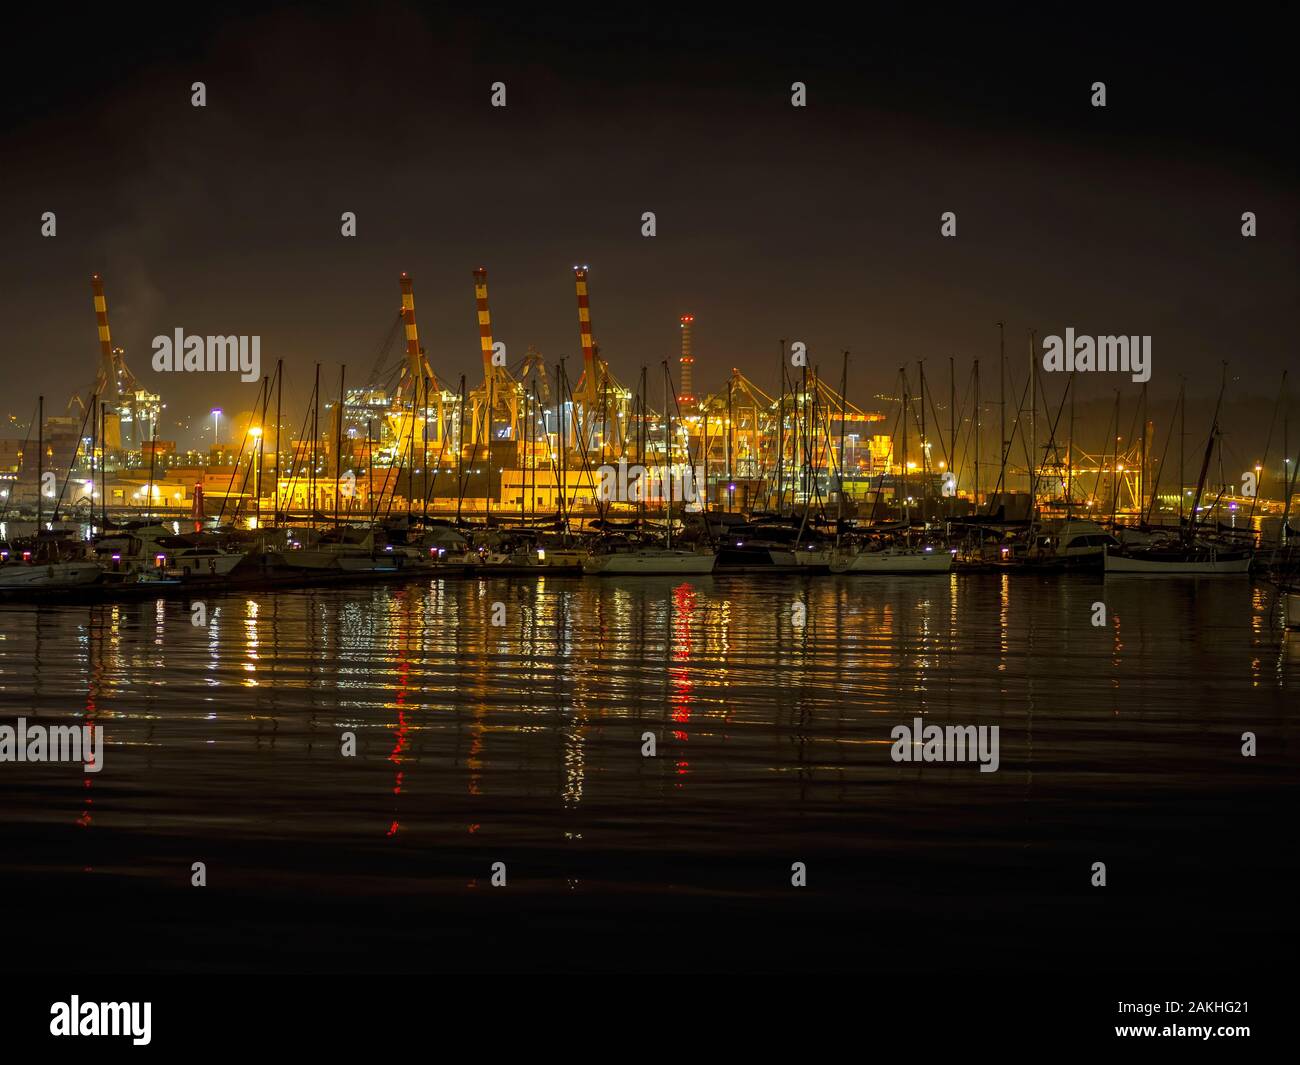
[829,540,953,574]
[1103,369,1253,577]
[582,539,716,575]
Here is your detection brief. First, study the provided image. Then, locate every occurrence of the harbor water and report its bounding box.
[1,573,1296,972]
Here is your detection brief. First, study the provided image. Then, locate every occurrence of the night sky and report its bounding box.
[3,4,1295,449]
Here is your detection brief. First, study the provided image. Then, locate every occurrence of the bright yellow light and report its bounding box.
[250,427,262,438]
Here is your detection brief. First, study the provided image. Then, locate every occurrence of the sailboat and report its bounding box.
[583,363,716,576]
[714,519,813,573]
[829,376,951,574]
[287,527,400,572]
[1104,541,1251,574]
[1105,368,1252,576]
[470,528,585,574]
[829,538,953,574]
[583,539,716,575]
[0,533,102,591]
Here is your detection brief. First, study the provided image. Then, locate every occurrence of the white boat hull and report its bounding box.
[830,547,953,574]
[1288,591,1300,628]
[288,548,395,572]
[0,562,103,589]
[583,549,716,575]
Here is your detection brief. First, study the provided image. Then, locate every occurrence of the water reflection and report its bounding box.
[0,575,1294,895]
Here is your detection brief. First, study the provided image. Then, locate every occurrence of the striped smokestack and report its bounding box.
[679,314,695,404]
[473,267,495,381]
[574,266,595,384]
[91,274,114,389]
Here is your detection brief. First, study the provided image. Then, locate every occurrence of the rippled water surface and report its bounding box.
[1,574,1296,972]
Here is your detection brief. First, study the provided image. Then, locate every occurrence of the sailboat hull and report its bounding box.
[471,550,585,575]
[1104,549,1252,575]
[583,549,716,575]
[830,548,953,574]
[0,562,103,590]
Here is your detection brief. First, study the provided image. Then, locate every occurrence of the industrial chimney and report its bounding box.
[679,314,695,409]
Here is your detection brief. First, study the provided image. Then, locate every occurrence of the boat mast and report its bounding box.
[255,374,270,531]
[727,377,734,515]
[99,400,107,532]
[335,364,345,528]
[702,403,710,523]
[274,359,283,522]
[310,363,320,529]
[799,362,809,507]
[453,374,466,527]
[974,358,981,509]
[1139,380,1148,524]
[558,359,568,542]
[838,350,849,542]
[145,419,157,522]
[638,364,647,532]
[519,388,526,525]
[1066,376,1075,519]
[996,322,1006,516]
[900,368,909,529]
[1108,390,1122,530]
[36,395,43,530]
[1187,363,1228,545]
[949,355,956,504]
[795,365,815,549]
[486,373,493,527]
[776,339,786,514]
[87,387,96,533]
[664,361,672,549]
[1248,370,1287,535]
[1179,377,1186,528]
[918,360,927,489]
[424,370,431,524]
[1028,330,1037,514]
[1283,378,1294,546]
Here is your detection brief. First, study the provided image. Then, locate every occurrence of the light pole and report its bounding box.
[250,427,262,528]
[211,408,222,457]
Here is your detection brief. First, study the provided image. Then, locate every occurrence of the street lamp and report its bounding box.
[211,408,222,450]
[250,427,263,529]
